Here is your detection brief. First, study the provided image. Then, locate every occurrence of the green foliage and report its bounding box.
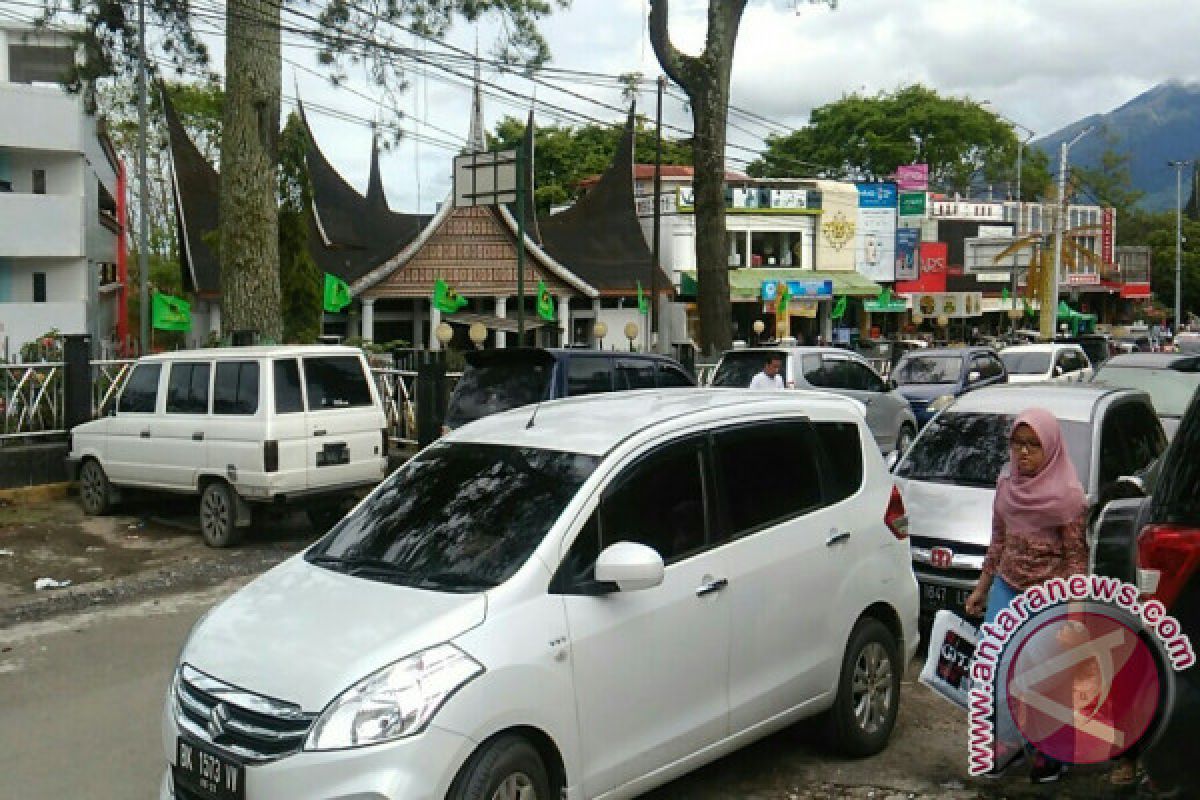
[1071,131,1144,212]
[488,116,692,215]
[278,114,323,344]
[749,85,1051,197]
[125,252,187,350]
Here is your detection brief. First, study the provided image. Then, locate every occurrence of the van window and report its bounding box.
[303,356,372,410]
[273,359,304,413]
[213,362,260,415]
[657,364,694,388]
[711,350,786,387]
[166,362,210,414]
[615,359,656,390]
[567,357,613,396]
[445,351,554,428]
[118,363,161,413]
[714,421,823,538]
[814,422,863,503]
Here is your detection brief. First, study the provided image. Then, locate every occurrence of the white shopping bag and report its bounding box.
[918,609,979,710]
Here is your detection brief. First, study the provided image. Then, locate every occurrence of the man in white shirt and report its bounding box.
[749,354,785,389]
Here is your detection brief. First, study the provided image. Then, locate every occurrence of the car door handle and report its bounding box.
[313,429,327,437]
[695,578,728,597]
[139,429,151,438]
[192,432,204,441]
[826,529,852,546]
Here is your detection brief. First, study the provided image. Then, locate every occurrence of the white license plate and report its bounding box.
[173,738,244,800]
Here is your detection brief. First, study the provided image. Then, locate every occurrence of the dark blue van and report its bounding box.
[891,347,1008,427]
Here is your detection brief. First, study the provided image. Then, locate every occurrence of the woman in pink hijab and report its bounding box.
[964,407,1089,783]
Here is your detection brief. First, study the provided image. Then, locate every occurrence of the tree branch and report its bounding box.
[648,0,704,94]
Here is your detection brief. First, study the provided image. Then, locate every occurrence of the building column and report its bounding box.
[744,230,752,267]
[494,295,507,349]
[592,298,603,348]
[360,297,375,343]
[429,306,442,352]
[558,296,570,346]
[412,299,424,349]
[781,232,793,266]
[209,302,222,340]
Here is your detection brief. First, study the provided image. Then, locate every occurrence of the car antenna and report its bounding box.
[525,398,544,429]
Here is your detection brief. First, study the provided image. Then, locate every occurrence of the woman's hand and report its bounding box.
[964,584,989,618]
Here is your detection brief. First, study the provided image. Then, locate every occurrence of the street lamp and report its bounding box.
[435,322,453,347]
[1169,159,1192,334]
[468,322,488,349]
[624,321,639,351]
[752,319,765,344]
[593,320,607,349]
[1048,126,1094,340]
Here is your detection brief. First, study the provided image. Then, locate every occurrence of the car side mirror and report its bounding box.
[594,542,665,592]
[967,370,982,384]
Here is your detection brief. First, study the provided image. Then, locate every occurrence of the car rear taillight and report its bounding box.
[380,428,389,457]
[263,440,279,473]
[1137,524,1200,608]
[885,485,909,540]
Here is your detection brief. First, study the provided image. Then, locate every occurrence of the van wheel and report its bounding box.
[824,617,901,757]
[79,460,113,516]
[200,482,243,548]
[448,735,551,800]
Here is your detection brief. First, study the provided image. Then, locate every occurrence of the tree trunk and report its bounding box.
[649,0,746,356]
[219,0,282,341]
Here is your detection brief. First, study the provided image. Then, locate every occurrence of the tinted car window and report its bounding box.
[801,354,823,385]
[845,360,886,392]
[657,364,695,388]
[303,356,372,410]
[445,354,554,428]
[896,411,1093,489]
[601,437,707,562]
[712,351,786,387]
[567,357,613,396]
[166,362,210,414]
[714,421,823,537]
[814,421,863,503]
[309,443,599,590]
[1098,402,1166,487]
[118,363,161,413]
[274,359,304,414]
[213,362,260,415]
[1000,351,1052,376]
[615,359,656,390]
[1152,389,1200,526]
[893,355,963,385]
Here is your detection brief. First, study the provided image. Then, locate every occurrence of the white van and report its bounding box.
[68,346,388,546]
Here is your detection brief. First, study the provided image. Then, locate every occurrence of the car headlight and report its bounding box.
[926,395,955,414]
[305,644,483,751]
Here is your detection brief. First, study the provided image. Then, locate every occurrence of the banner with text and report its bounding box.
[896,164,929,191]
[895,228,920,281]
[856,183,898,282]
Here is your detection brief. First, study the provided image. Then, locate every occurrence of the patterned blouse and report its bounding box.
[981,508,1090,590]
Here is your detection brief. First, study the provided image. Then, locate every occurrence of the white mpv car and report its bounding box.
[68,346,388,546]
[161,389,918,800]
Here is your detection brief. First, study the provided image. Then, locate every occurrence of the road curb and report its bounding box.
[0,482,73,506]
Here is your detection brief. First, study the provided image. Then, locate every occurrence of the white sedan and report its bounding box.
[999,343,1093,383]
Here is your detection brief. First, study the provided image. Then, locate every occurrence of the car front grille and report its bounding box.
[910,535,987,589]
[174,664,317,764]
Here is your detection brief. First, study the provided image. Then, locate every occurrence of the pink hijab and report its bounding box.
[994,408,1087,532]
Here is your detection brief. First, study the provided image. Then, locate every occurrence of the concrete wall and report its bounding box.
[0,193,85,257]
[1,301,87,355]
[0,442,69,489]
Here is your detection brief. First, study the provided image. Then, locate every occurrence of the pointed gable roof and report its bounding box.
[365,133,388,211]
[536,109,669,295]
[162,88,221,296]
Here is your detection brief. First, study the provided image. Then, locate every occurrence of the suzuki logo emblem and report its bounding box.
[207,702,231,742]
[930,546,954,569]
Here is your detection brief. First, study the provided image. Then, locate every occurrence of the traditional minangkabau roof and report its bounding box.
[536,110,671,296]
[163,89,221,297]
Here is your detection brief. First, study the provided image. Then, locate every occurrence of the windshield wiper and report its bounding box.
[419,571,499,591]
[307,554,412,577]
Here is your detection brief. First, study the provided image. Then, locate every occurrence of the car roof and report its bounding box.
[998,343,1076,354]
[722,346,865,359]
[946,383,1143,422]
[1101,353,1200,369]
[138,345,364,361]
[899,347,993,359]
[467,347,677,363]
[443,388,865,456]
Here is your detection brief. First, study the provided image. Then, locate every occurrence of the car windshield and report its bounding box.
[895,411,1092,489]
[445,356,554,428]
[1094,366,1200,417]
[711,351,785,387]
[1000,351,1051,375]
[307,443,599,591]
[1077,340,1109,365]
[892,355,962,385]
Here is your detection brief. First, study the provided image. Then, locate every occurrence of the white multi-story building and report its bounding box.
[0,22,124,359]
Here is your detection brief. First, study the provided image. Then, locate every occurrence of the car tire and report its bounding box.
[200,481,243,548]
[895,423,916,455]
[824,616,902,757]
[448,734,552,800]
[79,459,113,516]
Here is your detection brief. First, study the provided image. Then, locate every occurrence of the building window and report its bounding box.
[33,272,47,302]
[32,169,46,195]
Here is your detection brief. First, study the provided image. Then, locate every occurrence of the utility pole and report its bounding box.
[1169,159,1191,334]
[1046,127,1092,340]
[651,76,664,353]
[137,0,149,353]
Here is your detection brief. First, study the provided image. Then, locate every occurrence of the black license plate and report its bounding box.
[919,581,971,615]
[173,737,245,800]
[316,442,349,467]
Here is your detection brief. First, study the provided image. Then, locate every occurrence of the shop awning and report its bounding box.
[679,269,882,300]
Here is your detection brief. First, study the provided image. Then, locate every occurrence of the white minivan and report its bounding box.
[161,389,919,800]
[68,346,388,546]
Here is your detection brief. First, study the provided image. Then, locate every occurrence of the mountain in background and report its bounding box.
[1034,81,1200,212]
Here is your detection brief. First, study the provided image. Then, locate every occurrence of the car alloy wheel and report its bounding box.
[491,772,537,800]
[852,641,895,735]
[79,460,111,515]
[200,482,242,548]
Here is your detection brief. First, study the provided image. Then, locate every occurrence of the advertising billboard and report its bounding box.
[896,164,929,191]
[895,228,920,281]
[856,183,897,282]
[895,241,949,294]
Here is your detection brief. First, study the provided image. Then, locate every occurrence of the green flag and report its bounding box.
[878,287,892,306]
[777,281,791,317]
[537,280,556,322]
[637,280,650,315]
[1002,286,1010,303]
[432,278,468,314]
[151,292,191,331]
[832,295,848,320]
[323,273,352,313]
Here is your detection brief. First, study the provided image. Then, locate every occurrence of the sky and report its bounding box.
[8,0,1199,213]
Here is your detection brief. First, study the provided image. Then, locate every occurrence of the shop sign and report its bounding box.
[899,192,927,216]
[761,279,833,301]
[896,164,929,191]
[910,291,984,319]
[1067,273,1101,286]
